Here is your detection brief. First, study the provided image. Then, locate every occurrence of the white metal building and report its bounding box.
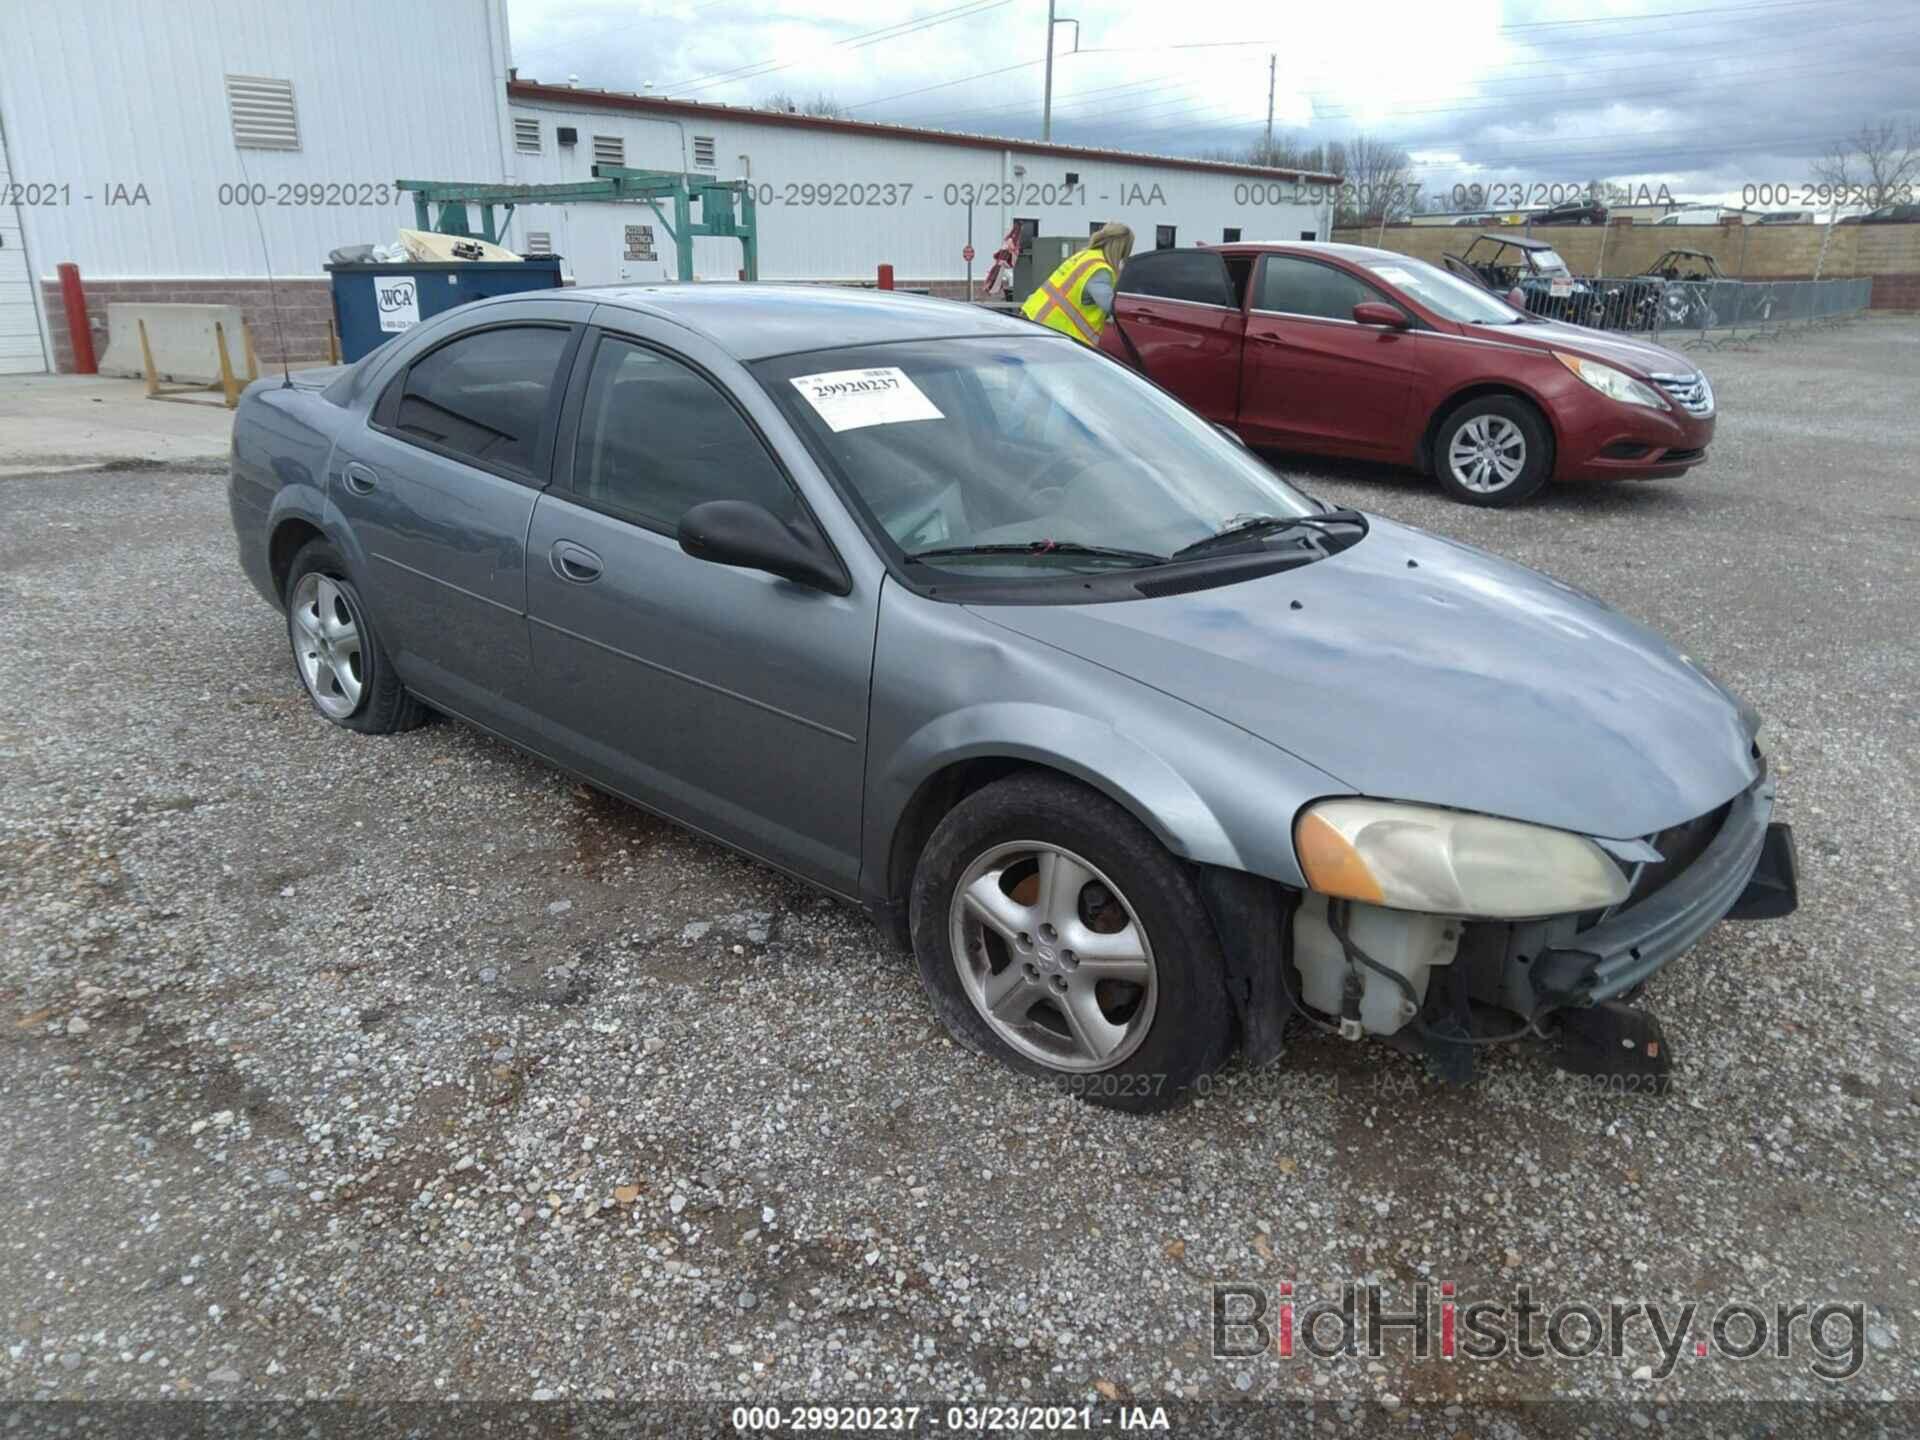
[0,0,1331,373]
[502,82,1335,290]
[0,0,515,372]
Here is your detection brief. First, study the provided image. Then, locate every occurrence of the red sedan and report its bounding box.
[1099,241,1715,506]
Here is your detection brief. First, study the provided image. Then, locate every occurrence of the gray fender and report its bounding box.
[872,700,1249,875]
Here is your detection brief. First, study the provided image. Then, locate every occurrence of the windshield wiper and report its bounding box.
[906,541,1165,568]
[1171,509,1365,561]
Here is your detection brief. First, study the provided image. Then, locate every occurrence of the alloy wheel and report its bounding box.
[1447,415,1528,493]
[947,841,1158,1072]
[290,572,366,719]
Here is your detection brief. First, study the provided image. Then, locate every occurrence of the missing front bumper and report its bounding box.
[1531,777,1796,1007]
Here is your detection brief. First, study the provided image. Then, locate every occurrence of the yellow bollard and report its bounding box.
[136,318,160,398]
[214,321,240,409]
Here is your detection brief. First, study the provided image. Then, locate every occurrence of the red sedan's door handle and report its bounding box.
[550,539,603,584]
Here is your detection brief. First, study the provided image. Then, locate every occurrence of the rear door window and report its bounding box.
[1255,256,1394,321]
[385,324,571,477]
[1116,250,1233,306]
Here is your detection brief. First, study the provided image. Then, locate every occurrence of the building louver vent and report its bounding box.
[225,75,300,151]
[692,135,716,169]
[514,117,541,153]
[593,135,625,168]
[524,231,553,256]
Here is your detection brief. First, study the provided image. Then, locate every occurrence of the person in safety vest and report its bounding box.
[1021,223,1134,345]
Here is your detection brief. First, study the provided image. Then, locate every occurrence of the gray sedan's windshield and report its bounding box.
[756,335,1319,576]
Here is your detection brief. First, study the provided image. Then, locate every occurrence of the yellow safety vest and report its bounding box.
[1021,247,1115,345]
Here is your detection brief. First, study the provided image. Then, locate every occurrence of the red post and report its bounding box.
[57,263,97,374]
[877,264,894,291]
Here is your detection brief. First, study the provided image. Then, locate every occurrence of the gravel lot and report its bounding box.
[2,317,1917,1420]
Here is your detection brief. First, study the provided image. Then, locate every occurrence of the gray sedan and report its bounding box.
[228,284,1797,1110]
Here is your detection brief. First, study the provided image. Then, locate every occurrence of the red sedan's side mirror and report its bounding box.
[1352,301,1409,329]
[1507,287,1528,309]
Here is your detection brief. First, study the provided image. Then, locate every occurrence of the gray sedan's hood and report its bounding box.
[974,518,1758,840]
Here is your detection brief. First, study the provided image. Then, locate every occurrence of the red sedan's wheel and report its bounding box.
[1434,397,1552,507]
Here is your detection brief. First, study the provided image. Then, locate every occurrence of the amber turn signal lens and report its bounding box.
[1295,810,1385,904]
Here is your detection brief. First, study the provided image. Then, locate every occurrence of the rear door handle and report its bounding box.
[342,463,379,495]
[550,539,603,584]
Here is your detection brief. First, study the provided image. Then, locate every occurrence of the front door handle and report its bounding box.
[342,463,379,495]
[550,539,603,584]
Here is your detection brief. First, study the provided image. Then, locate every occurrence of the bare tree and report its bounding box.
[1329,134,1416,226]
[1810,117,1920,208]
[760,90,849,119]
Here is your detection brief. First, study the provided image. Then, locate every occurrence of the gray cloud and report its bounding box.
[507,0,1920,205]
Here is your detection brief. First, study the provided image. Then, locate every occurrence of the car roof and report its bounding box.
[554,282,1040,360]
[1204,240,1413,264]
[1464,233,1558,250]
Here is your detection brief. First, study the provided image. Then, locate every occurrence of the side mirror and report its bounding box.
[678,500,849,595]
[1351,301,1409,329]
[1507,286,1528,309]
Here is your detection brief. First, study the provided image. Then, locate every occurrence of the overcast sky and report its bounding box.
[506,0,1919,208]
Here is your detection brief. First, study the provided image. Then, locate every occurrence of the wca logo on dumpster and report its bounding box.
[377,277,420,333]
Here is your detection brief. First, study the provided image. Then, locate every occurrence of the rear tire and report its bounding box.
[284,540,427,735]
[909,772,1232,1113]
[1432,396,1552,507]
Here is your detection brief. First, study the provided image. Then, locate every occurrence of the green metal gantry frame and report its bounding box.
[394,165,759,281]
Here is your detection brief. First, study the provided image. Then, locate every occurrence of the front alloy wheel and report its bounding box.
[948,841,1158,1071]
[909,772,1231,1111]
[1433,397,1551,506]
[1448,415,1528,495]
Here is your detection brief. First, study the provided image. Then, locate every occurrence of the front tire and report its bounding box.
[909,773,1231,1112]
[1433,396,1552,507]
[284,540,426,734]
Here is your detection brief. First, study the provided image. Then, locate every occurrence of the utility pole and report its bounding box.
[1265,53,1275,154]
[1042,4,1078,141]
[1043,0,1056,141]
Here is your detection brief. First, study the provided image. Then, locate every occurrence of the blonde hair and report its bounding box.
[1089,222,1135,269]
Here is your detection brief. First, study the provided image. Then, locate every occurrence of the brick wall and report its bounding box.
[41,278,336,374]
[1329,221,1920,309]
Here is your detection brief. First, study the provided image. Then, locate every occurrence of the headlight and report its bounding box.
[1554,352,1668,410]
[1295,799,1631,919]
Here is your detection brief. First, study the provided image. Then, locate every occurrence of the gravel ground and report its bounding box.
[1,317,1916,1420]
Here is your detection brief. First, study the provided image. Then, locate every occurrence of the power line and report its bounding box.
[1078,51,1915,150]
[901,0,1895,133]
[672,0,1015,96]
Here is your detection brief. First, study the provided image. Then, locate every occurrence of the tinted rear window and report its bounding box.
[1116,250,1233,306]
[390,325,569,474]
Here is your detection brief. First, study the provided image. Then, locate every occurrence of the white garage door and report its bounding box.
[0,120,49,375]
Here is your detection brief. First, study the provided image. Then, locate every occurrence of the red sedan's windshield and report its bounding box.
[1361,255,1531,325]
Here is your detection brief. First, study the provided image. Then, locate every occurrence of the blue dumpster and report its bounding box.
[326,258,565,362]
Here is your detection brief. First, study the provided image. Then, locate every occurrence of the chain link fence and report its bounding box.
[1512,276,1873,349]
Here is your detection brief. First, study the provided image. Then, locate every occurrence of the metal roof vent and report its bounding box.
[225,74,300,151]
[692,135,717,169]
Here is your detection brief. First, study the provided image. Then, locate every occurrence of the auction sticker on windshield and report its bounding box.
[791,367,944,432]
